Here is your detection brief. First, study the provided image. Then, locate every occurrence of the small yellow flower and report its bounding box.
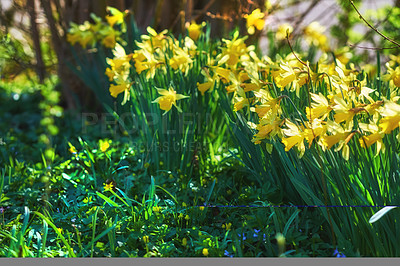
[143,235,149,244]
[68,142,77,154]
[103,182,114,192]
[202,248,209,256]
[225,223,232,230]
[199,206,205,211]
[182,202,187,207]
[83,196,92,204]
[152,206,161,212]
[99,139,111,152]
[69,146,77,154]
[182,238,187,246]
[185,215,190,221]
[152,87,189,114]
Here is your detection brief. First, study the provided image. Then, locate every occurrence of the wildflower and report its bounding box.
[68,145,77,154]
[224,250,234,257]
[202,248,209,256]
[244,8,265,35]
[143,235,149,244]
[333,248,346,258]
[199,206,205,211]
[253,229,261,238]
[83,196,92,204]
[103,182,114,192]
[99,139,110,152]
[152,87,189,114]
[182,238,187,246]
[152,206,161,212]
[238,233,246,241]
[185,215,190,221]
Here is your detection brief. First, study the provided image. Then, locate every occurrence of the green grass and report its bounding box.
[0,82,341,257]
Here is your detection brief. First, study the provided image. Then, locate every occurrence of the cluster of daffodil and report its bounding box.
[105,22,204,109]
[68,7,400,161]
[67,7,127,49]
[198,34,400,160]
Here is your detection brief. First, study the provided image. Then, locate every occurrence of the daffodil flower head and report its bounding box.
[244,8,265,35]
[105,6,126,28]
[187,21,205,41]
[152,87,189,114]
[276,23,293,41]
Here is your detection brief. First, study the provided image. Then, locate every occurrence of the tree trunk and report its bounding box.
[27,0,46,83]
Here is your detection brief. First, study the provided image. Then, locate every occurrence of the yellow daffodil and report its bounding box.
[109,80,131,99]
[276,23,293,41]
[304,21,329,51]
[100,27,117,48]
[320,121,354,160]
[332,96,365,125]
[305,93,332,120]
[359,122,385,155]
[383,64,400,87]
[379,101,400,134]
[105,7,125,27]
[219,32,248,66]
[281,120,307,157]
[152,87,189,114]
[187,21,203,41]
[244,8,265,35]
